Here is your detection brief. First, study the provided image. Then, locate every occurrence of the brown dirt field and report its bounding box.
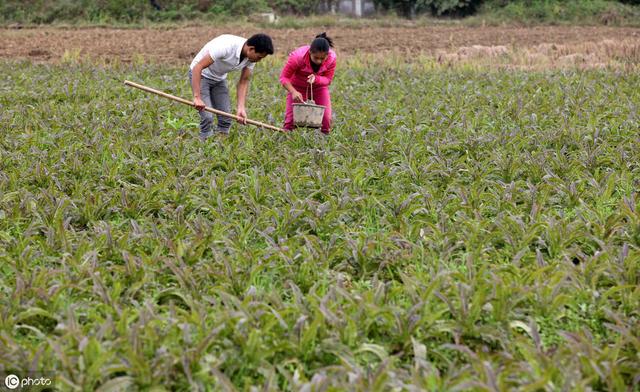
[1,25,639,68]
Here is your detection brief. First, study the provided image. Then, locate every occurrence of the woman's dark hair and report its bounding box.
[310,32,333,53]
[247,33,274,55]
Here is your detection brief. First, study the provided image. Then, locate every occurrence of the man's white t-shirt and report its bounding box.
[190,34,255,81]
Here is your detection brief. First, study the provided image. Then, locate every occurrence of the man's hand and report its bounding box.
[193,97,205,111]
[292,90,304,103]
[237,106,247,124]
[307,74,316,84]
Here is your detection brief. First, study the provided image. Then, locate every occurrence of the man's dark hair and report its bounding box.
[310,32,334,53]
[247,33,274,55]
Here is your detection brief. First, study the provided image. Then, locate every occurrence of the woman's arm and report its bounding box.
[280,54,304,102]
[313,58,336,87]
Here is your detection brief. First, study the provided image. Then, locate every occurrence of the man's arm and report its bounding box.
[191,55,214,110]
[236,66,252,124]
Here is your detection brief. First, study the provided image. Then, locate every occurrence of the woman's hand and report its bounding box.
[292,90,304,102]
[307,74,316,84]
[284,82,304,102]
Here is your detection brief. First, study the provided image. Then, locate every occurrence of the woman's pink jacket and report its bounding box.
[279,45,337,89]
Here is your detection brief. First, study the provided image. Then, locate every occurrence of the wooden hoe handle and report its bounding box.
[124,80,285,132]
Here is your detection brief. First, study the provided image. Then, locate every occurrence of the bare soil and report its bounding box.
[1,25,638,67]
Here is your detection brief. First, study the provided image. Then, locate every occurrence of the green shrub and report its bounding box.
[0,0,639,24]
[479,0,640,24]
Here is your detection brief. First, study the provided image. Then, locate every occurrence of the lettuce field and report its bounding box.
[0,58,639,390]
